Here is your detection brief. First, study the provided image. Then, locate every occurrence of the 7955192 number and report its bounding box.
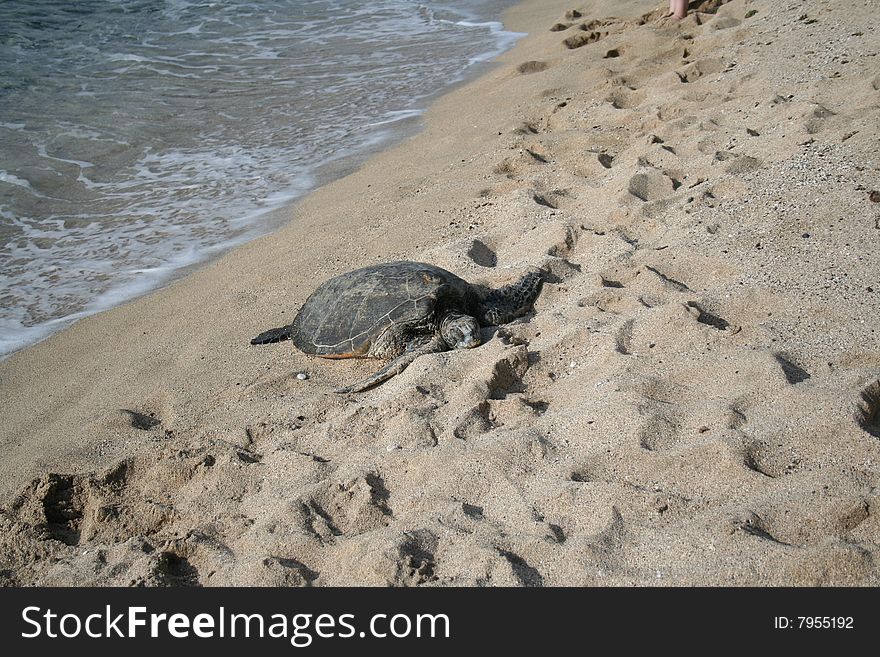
[798,617,852,629]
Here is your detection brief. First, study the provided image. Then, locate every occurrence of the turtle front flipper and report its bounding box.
[335,334,446,394]
[479,269,544,326]
[251,325,294,345]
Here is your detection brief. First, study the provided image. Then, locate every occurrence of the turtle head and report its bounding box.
[440,313,481,350]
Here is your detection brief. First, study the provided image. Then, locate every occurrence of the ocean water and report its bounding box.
[0,0,520,357]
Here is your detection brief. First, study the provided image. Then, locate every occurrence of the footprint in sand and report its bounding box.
[627,171,676,202]
[684,301,733,331]
[599,273,625,288]
[606,87,646,110]
[497,548,544,586]
[603,47,624,59]
[707,16,742,31]
[803,103,835,135]
[466,239,498,267]
[579,288,640,315]
[153,551,200,586]
[614,319,635,355]
[247,556,318,587]
[773,353,811,385]
[119,409,161,430]
[533,190,573,210]
[638,412,684,452]
[724,155,762,174]
[644,265,691,292]
[28,473,88,546]
[563,30,608,50]
[451,401,494,440]
[299,473,393,541]
[677,58,724,83]
[728,511,792,547]
[517,60,549,74]
[527,145,551,162]
[514,121,541,135]
[741,440,801,479]
[394,530,440,586]
[492,158,518,178]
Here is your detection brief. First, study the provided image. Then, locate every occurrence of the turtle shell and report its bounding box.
[291,261,476,357]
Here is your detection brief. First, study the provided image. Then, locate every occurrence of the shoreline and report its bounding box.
[2,0,879,586]
[0,3,524,361]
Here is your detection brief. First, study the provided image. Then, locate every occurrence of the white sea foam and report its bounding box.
[457,20,525,64]
[365,109,425,128]
[0,170,34,190]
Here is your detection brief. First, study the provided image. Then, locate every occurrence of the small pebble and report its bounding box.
[296,372,309,381]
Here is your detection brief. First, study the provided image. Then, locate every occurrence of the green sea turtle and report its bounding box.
[251,260,543,393]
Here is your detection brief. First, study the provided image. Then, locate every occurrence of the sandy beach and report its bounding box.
[1,0,879,586]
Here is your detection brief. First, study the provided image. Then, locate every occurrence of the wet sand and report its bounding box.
[1,0,879,585]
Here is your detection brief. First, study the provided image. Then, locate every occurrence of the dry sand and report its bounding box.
[1,0,879,586]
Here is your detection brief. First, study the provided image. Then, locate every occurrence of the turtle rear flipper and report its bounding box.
[335,334,446,394]
[479,270,543,326]
[251,325,294,345]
